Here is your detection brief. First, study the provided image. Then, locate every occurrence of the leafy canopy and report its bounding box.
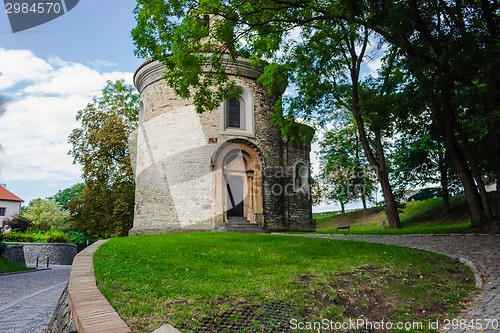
[21,198,70,231]
[68,80,139,237]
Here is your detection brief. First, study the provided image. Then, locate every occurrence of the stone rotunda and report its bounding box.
[128,40,315,236]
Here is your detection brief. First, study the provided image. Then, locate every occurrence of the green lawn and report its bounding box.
[0,257,34,274]
[94,233,475,333]
[314,195,473,234]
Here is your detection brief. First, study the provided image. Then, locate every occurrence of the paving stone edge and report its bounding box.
[67,239,132,333]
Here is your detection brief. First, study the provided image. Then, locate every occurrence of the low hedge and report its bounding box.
[3,229,70,243]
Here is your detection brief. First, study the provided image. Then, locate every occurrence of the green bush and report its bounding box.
[64,230,88,252]
[3,231,35,242]
[40,229,70,243]
[2,229,69,243]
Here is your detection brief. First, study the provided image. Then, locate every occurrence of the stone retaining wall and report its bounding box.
[1,245,26,266]
[47,285,77,333]
[19,243,77,266]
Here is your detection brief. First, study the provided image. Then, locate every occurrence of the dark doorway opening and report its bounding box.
[227,175,244,217]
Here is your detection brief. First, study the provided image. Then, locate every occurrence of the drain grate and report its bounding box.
[178,301,298,333]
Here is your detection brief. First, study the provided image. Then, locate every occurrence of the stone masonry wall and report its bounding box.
[283,143,315,231]
[131,59,291,234]
[20,243,77,266]
[1,245,26,266]
[47,285,77,333]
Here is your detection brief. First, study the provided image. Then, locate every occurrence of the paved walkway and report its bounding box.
[290,234,499,333]
[0,265,71,333]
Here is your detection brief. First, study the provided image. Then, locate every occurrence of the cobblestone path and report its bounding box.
[290,234,499,333]
[0,265,71,332]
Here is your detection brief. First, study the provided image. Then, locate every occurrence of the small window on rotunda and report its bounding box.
[228,98,241,128]
[220,84,254,137]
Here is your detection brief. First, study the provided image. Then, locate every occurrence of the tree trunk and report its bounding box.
[340,201,345,214]
[346,30,401,229]
[439,152,450,215]
[486,117,500,222]
[440,89,490,228]
[361,195,368,215]
[454,117,494,221]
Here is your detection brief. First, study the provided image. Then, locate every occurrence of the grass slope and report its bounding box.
[94,233,475,333]
[0,257,33,274]
[315,195,471,234]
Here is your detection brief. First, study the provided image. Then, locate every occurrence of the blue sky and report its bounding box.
[0,0,143,203]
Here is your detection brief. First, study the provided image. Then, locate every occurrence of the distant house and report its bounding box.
[485,181,497,193]
[0,184,23,223]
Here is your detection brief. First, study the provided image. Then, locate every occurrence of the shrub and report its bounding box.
[21,198,70,231]
[42,229,70,243]
[3,231,35,243]
[2,229,69,243]
[64,230,88,252]
[2,215,33,232]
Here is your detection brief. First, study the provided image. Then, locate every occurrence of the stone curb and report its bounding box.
[68,239,132,333]
[0,267,50,277]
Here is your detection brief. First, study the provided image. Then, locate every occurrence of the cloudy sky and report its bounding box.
[0,0,143,203]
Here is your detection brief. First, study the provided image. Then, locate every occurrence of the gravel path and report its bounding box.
[286,234,499,333]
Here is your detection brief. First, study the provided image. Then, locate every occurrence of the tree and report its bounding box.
[51,183,86,210]
[21,198,70,231]
[132,0,499,228]
[68,80,138,237]
[358,0,499,228]
[318,120,378,214]
[132,3,404,228]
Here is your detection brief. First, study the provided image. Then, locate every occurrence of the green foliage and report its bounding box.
[3,229,70,243]
[68,80,138,237]
[132,0,500,228]
[2,231,34,242]
[50,183,86,210]
[318,120,377,211]
[21,198,70,231]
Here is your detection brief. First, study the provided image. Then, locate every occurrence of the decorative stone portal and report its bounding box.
[212,140,264,226]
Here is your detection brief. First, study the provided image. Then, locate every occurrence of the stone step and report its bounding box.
[227,218,249,222]
[220,218,268,234]
[225,222,256,226]
[224,229,267,234]
[225,226,264,231]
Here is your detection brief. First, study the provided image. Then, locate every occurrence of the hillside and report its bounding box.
[314,195,472,234]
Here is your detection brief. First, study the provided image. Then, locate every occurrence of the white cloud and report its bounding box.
[0,48,53,90]
[88,59,118,68]
[23,62,131,96]
[0,49,134,192]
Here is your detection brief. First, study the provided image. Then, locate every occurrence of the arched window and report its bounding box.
[221,84,254,137]
[228,98,241,128]
[294,161,309,192]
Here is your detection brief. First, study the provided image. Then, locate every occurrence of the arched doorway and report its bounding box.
[212,141,264,225]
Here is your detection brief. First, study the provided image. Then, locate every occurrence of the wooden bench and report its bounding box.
[336,226,350,230]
